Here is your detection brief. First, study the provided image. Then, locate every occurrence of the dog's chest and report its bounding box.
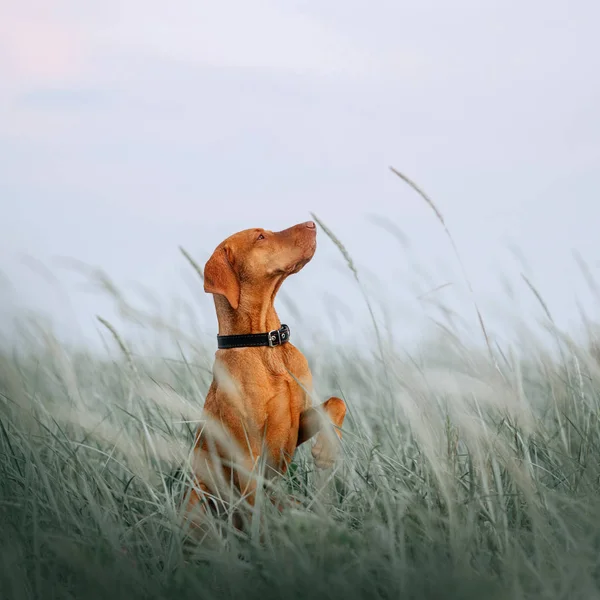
[210,347,311,470]
[239,365,306,410]
[215,347,309,420]
[217,346,308,387]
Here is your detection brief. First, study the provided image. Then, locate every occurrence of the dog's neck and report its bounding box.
[213,281,283,335]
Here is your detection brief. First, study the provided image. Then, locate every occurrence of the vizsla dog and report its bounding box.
[184,221,346,527]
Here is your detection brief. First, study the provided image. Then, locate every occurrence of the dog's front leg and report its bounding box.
[297,397,346,469]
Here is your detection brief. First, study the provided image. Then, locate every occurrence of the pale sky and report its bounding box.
[1,0,600,354]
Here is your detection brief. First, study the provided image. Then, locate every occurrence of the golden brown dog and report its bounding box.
[184,221,346,525]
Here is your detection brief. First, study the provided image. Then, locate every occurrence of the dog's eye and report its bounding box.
[257,234,265,241]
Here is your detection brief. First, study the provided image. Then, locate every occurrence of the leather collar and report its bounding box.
[217,324,291,349]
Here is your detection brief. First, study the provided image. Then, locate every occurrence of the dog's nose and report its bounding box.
[304,221,316,229]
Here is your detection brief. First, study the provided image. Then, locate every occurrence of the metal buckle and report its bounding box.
[267,325,289,347]
[268,328,281,347]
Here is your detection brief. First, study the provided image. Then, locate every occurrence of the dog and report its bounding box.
[183,220,346,527]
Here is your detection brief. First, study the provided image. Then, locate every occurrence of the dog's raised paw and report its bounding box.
[311,437,338,470]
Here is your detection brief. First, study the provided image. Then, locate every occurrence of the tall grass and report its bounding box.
[3,218,600,599]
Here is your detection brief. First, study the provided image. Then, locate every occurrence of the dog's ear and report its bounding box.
[204,246,240,310]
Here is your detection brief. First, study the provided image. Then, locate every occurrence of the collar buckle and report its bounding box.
[267,329,280,347]
[268,324,289,347]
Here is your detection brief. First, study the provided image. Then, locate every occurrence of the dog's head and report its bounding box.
[203,221,317,310]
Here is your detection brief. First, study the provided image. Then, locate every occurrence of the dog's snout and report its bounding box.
[276,221,318,240]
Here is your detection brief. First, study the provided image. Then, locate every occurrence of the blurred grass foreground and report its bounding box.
[3,207,600,599]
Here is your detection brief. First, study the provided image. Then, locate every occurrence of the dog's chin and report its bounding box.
[287,247,316,275]
[289,260,308,274]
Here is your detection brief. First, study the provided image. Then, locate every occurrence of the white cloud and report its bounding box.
[0,2,89,85]
[96,0,405,77]
[0,0,423,85]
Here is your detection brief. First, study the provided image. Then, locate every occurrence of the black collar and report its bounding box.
[217,324,291,350]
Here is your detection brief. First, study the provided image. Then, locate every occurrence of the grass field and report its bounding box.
[3,218,600,599]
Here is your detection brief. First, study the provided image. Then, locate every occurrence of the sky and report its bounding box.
[1,0,600,355]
